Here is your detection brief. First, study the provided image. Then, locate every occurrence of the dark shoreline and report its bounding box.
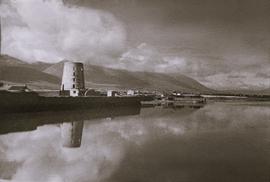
[0,90,151,113]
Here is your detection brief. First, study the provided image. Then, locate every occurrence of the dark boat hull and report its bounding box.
[0,91,150,113]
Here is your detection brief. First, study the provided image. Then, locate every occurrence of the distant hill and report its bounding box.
[0,66,59,84]
[0,54,51,71]
[0,54,213,92]
[219,88,270,96]
[0,55,60,89]
[44,61,212,93]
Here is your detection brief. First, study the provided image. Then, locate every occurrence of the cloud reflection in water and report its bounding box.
[0,103,270,182]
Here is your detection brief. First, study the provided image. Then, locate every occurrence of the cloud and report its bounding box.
[202,71,270,90]
[0,0,126,63]
[0,0,269,90]
[116,42,270,89]
[118,43,188,73]
[118,43,233,77]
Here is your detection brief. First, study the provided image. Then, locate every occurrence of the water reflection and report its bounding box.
[1,102,270,182]
[0,104,203,148]
[61,121,84,148]
[0,106,141,148]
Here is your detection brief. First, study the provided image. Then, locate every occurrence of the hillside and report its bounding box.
[0,55,60,89]
[44,61,212,93]
[0,66,59,84]
[0,54,51,71]
[0,54,213,92]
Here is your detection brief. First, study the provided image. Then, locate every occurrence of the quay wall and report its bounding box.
[0,91,149,113]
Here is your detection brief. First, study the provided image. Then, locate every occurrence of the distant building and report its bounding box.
[127,89,135,96]
[60,61,85,96]
[172,91,182,96]
[107,90,118,97]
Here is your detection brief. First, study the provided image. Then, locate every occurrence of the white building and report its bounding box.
[107,90,118,97]
[61,61,85,96]
[127,89,135,96]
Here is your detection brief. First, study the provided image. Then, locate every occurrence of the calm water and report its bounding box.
[1,102,270,182]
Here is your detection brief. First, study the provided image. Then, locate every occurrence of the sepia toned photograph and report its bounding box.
[0,0,270,181]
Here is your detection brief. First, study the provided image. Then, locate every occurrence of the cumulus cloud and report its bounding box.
[124,45,215,76]
[119,43,164,71]
[0,0,269,90]
[202,70,270,90]
[118,43,188,73]
[0,0,126,63]
[119,42,270,89]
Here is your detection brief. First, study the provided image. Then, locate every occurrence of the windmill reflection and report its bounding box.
[0,106,141,148]
[61,121,84,148]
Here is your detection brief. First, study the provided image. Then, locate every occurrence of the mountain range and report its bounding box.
[1,54,213,93]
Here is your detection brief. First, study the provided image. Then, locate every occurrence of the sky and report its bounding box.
[0,0,270,89]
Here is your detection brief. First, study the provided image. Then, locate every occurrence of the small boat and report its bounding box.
[167,92,206,108]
